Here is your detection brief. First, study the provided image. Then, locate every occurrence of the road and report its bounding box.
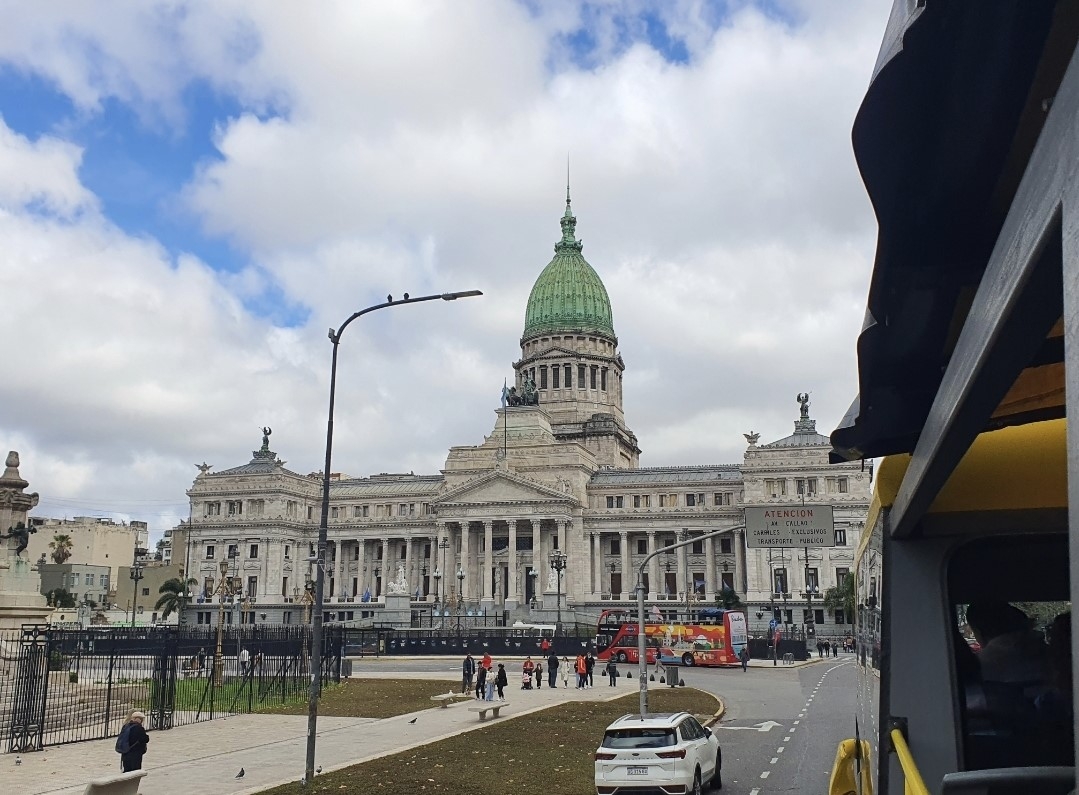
[353,655,858,793]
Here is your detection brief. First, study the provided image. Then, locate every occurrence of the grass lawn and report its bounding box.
[257,678,463,719]
[259,687,720,795]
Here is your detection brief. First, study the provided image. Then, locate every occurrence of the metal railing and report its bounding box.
[3,624,342,753]
[890,727,930,795]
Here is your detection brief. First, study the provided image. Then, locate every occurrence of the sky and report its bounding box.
[0,0,891,546]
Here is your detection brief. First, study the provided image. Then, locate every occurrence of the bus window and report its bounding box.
[948,535,1072,771]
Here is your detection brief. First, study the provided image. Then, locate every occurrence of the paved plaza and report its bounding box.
[8,656,827,794]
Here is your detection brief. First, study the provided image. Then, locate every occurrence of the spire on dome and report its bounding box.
[557,165,583,253]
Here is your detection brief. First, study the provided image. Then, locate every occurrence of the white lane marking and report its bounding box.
[770,757,779,764]
[777,746,785,753]
[783,736,791,742]
[750,789,760,795]
[791,727,797,732]
[793,720,800,725]
[760,771,771,779]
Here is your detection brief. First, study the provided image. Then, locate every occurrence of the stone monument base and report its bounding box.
[0,558,50,629]
[381,593,412,627]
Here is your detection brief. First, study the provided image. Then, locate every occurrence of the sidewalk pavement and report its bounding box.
[13,671,632,795]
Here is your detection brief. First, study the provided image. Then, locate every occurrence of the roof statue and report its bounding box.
[196,462,213,475]
[797,393,810,419]
[743,432,760,445]
[261,426,272,451]
[1,521,34,556]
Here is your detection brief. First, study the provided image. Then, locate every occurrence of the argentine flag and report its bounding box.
[501,378,509,408]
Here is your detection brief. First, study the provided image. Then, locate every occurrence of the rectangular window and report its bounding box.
[836,567,850,587]
[84,573,93,586]
[287,500,297,517]
[835,608,846,625]
[601,368,608,390]
[691,539,703,554]
[352,506,361,518]
[363,505,370,517]
[331,506,339,519]
[539,366,548,389]
[205,545,216,560]
[606,496,614,508]
[307,506,313,520]
[249,544,259,559]
[565,364,573,387]
[686,494,696,507]
[101,575,109,590]
[590,365,598,389]
[784,609,793,624]
[141,587,149,597]
[247,576,257,597]
[552,366,560,388]
[720,572,735,591]
[636,539,647,554]
[806,568,819,591]
[834,527,847,546]
[398,504,408,516]
[282,576,289,596]
[284,544,291,559]
[713,492,731,506]
[353,544,360,560]
[283,611,292,625]
[838,477,849,494]
[227,544,238,560]
[807,478,817,496]
[409,503,416,515]
[205,502,220,517]
[203,578,214,598]
[720,537,732,554]
[400,543,407,558]
[767,479,787,498]
[227,500,242,515]
[774,568,788,594]
[610,538,620,555]
[814,609,825,625]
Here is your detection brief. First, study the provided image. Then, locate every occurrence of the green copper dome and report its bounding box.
[523,192,615,340]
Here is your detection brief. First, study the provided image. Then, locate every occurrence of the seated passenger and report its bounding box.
[966,602,1048,687]
[1034,612,1074,766]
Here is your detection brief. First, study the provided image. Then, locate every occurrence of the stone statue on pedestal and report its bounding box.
[547,565,559,592]
[0,521,34,556]
[386,564,409,595]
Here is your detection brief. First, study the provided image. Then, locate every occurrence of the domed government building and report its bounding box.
[179,191,871,637]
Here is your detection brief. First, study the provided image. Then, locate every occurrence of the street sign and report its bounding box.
[744,504,834,548]
[768,618,778,630]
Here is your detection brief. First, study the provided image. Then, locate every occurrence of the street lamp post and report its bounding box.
[129,550,145,629]
[437,537,449,607]
[548,550,567,634]
[305,289,482,784]
[456,567,465,626]
[679,529,690,616]
[213,559,230,685]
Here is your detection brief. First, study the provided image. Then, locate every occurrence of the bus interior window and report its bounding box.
[948,534,1072,772]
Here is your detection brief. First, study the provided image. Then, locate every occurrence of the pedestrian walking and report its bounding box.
[475,664,487,699]
[535,660,544,689]
[586,652,596,687]
[495,663,508,700]
[115,710,149,772]
[561,656,571,688]
[196,647,206,675]
[833,642,839,658]
[824,640,831,657]
[239,647,250,674]
[547,652,559,688]
[253,651,263,673]
[816,641,823,658]
[739,646,750,672]
[606,658,618,686]
[462,653,476,694]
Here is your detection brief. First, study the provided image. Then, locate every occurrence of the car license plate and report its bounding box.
[627,766,648,776]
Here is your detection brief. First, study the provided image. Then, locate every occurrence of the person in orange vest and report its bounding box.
[575,653,588,689]
[481,652,492,672]
[522,656,535,689]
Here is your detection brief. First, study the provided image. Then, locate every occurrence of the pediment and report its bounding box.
[435,470,574,506]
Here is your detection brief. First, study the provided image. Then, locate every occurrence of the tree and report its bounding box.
[46,587,77,608]
[823,575,856,619]
[49,534,73,564]
[717,585,743,610]
[155,577,198,620]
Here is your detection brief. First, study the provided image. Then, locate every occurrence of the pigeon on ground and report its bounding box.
[14,757,21,766]
[408,717,417,724]
[235,768,245,779]
[316,766,322,774]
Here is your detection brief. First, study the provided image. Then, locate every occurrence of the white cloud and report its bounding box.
[0,1,892,543]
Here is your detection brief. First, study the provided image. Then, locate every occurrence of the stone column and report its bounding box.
[532,520,541,597]
[359,539,368,597]
[404,536,414,599]
[380,538,390,601]
[591,532,601,598]
[506,520,518,610]
[704,535,716,600]
[481,521,494,609]
[620,531,630,599]
[558,520,568,557]
[736,529,748,594]
[335,540,347,599]
[677,534,688,601]
[461,522,471,604]
[647,531,658,599]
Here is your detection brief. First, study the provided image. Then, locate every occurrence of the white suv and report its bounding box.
[594,711,722,795]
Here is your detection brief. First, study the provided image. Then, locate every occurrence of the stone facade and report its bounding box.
[25,516,149,584]
[180,199,871,635]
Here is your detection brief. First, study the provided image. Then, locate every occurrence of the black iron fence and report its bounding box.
[2,624,342,753]
[343,624,595,658]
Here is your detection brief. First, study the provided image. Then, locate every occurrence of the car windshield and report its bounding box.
[602,728,677,749]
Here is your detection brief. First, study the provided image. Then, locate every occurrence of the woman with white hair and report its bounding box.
[115,710,150,772]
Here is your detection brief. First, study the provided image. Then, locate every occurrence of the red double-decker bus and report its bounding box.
[595,607,748,667]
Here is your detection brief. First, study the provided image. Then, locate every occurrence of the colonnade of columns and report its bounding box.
[323,517,572,606]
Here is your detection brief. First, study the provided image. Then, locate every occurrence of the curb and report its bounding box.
[703,696,726,728]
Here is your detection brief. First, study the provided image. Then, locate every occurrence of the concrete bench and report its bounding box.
[467,701,508,721]
[429,692,470,708]
[83,770,147,795]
